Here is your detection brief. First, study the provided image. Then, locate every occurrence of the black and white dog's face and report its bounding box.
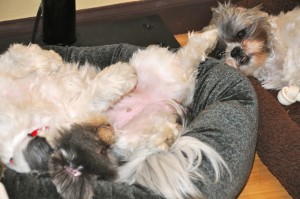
[209,3,271,76]
[23,121,117,199]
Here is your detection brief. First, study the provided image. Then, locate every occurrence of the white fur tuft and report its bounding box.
[117,135,230,199]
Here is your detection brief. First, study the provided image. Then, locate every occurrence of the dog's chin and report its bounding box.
[239,55,251,66]
[225,55,259,76]
[225,55,250,68]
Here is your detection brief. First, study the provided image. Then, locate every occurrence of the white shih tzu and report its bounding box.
[0,29,229,199]
[0,43,136,172]
[0,43,136,199]
[210,2,300,105]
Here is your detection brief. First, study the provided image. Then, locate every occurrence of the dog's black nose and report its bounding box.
[231,46,242,58]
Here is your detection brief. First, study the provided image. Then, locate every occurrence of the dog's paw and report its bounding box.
[89,62,137,111]
[188,29,219,59]
[103,62,137,94]
[147,122,180,152]
[153,130,176,152]
[176,29,219,71]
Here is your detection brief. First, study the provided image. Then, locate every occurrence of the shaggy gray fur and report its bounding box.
[2,44,258,199]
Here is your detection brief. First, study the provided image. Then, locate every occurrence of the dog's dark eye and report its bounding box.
[100,148,107,156]
[96,145,108,156]
[216,51,226,59]
[237,29,247,40]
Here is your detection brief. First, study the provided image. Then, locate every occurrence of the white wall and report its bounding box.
[0,0,139,22]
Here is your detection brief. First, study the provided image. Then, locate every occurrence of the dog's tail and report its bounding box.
[117,134,230,199]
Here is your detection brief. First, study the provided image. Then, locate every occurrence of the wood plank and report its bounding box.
[238,154,292,199]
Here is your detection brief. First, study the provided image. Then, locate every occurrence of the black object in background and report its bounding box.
[0,15,180,54]
[42,0,76,45]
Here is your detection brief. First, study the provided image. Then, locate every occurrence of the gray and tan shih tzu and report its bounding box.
[209,2,300,105]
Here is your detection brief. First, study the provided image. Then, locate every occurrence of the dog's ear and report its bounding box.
[96,123,115,146]
[81,117,115,145]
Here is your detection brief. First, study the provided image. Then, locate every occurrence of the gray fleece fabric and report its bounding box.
[2,44,258,199]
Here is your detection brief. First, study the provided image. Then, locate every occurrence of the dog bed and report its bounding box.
[2,44,258,199]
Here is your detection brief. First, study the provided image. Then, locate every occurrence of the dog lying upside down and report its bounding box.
[0,29,230,199]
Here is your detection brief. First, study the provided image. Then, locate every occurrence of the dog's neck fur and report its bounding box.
[253,14,296,89]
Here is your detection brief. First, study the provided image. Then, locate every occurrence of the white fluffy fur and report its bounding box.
[254,8,300,90]
[211,3,300,105]
[0,29,230,199]
[0,44,137,172]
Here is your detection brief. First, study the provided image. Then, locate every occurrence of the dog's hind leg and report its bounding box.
[0,44,63,78]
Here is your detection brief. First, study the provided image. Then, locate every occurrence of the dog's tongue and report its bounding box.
[9,158,15,165]
[240,54,250,65]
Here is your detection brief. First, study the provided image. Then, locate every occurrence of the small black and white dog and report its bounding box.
[209,2,300,105]
[24,118,117,199]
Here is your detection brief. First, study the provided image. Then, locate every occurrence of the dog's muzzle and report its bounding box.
[231,46,250,66]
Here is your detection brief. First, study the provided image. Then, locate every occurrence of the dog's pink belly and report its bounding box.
[107,93,151,129]
[107,91,179,156]
[107,92,170,131]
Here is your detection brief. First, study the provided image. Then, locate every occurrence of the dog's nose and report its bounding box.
[231,46,242,58]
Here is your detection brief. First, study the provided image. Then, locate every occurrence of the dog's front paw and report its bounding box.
[105,62,138,94]
[90,62,137,111]
[147,123,180,152]
[176,29,219,70]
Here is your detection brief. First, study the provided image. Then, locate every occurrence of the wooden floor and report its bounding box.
[174,34,292,199]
